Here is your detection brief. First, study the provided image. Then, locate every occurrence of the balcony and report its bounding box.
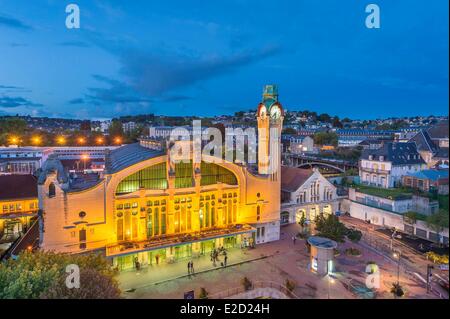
[359,167,390,174]
[106,224,256,257]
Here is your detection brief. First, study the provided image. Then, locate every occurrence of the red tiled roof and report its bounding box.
[281,166,313,192]
[0,175,38,200]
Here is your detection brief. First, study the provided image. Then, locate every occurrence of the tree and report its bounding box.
[346,228,362,243]
[314,214,347,242]
[0,117,27,135]
[332,116,343,128]
[403,211,418,225]
[108,120,124,137]
[317,113,331,123]
[0,251,118,299]
[313,132,338,147]
[40,268,120,299]
[282,127,297,135]
[426,210,449,245]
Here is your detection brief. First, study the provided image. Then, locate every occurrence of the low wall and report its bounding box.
[226,288,290,299]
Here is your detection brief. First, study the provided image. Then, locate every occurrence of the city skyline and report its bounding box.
[0,0,448,120]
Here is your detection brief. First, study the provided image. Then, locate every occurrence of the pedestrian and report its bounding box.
[191,261,195,274]
[155,254,159,265]
[187,261,191,275]
[292,235,296,245]
[224,255,228,267]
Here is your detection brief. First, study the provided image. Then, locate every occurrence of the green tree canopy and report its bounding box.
[313,132,338,147]
[314,214,347,242]
[426,210,449,236]
[0,251,119,299]
[108,120,124,137]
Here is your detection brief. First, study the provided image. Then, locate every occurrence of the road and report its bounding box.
[340,215,449,299]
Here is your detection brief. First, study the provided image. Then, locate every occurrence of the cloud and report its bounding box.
[0,96,43,108]
[0,13,33,30]
[79,74,154,108]
[57,41,91,48]
[9,42,28,47]
[68,98,85,104]
[160,95,194,102]
[0,85,23,90]
[0,84,31,94]
[119,45,281,96]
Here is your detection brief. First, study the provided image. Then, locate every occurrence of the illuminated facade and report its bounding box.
[280,167,340,225]
[0,175,38,243]
[38,86,284,270]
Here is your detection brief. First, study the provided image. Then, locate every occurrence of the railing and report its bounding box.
[208,281,300,299]
[354,197,394,212]
[360,167,390,174]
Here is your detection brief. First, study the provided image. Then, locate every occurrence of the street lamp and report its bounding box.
[78,137,85,145]
[32,136,41,145]
[390,228,397,251]
[57,136,66,145]
[9,136,19,145]
[393,250,401,286]
[81,154,89,170]
[96,137,104,144]
[114,137,122,145]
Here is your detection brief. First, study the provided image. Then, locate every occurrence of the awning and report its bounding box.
[106,224,255,257]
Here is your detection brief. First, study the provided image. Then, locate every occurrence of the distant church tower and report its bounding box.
[256,85,284,179]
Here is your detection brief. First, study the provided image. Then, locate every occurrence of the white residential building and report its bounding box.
[343,188,448,245]
[359,142,427,188]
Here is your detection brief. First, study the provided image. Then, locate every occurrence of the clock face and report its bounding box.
[270,105,281,119]
[259,105,267,118]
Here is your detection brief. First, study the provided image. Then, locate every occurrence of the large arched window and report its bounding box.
[116,163,167,195]
[175,161,193,188]
[201,162,238,186]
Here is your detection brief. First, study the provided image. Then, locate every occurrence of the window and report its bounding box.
[48,183,56,198]
[256,206,261,221]
[201,162,238,186]
[175,161,193,188]
[79,229,87,250]
[116,163,168,194]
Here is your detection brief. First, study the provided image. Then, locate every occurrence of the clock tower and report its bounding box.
[256,85,284,178]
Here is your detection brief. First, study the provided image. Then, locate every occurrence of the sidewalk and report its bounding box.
[117,246,271,291]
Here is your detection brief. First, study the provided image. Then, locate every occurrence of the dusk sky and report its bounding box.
[0,0,448,120]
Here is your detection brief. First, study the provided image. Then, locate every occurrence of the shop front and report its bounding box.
[112,233,252,271]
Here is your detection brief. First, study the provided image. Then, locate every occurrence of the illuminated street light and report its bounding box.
[81,154,89,170]
[114,137,122,144]
[78,137,85,144]
[393,250,401,287]
[10,136,19,145]
[96,137,104,144]
[32,136,41,145]
[57,136,66,144]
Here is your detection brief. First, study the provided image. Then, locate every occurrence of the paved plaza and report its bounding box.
[117,223,443,299]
